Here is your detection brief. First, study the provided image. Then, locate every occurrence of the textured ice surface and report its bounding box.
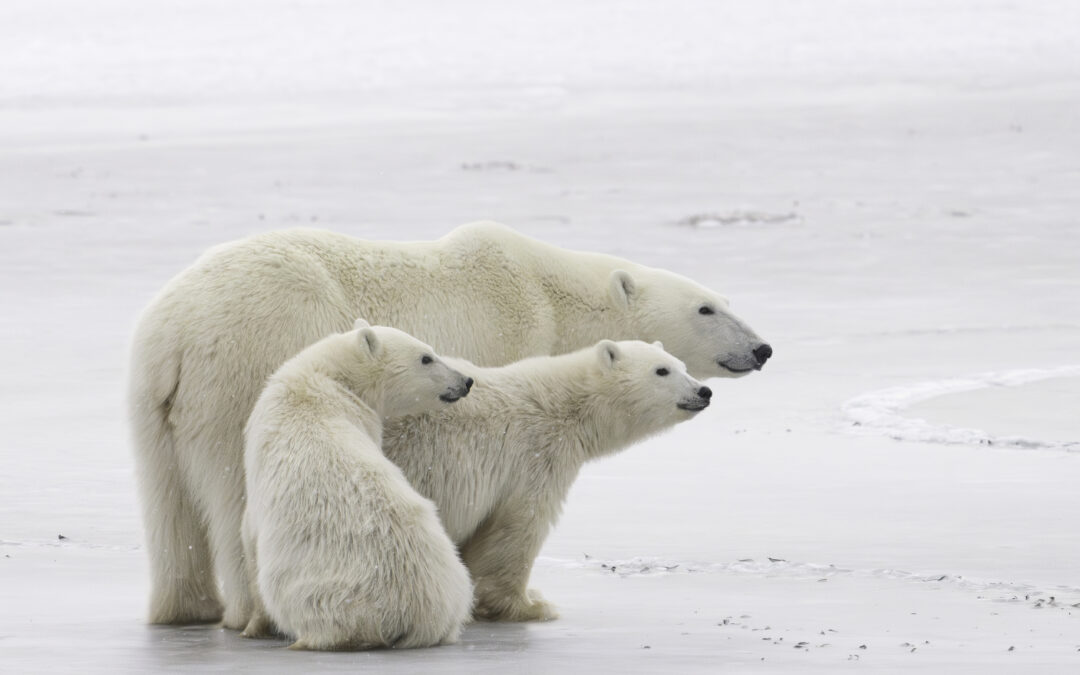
[842,366,1080,450]
[2,0,1079,672]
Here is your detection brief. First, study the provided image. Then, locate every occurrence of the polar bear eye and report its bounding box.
[421,355,433,365]
[698,306,714,315]
[656,367,669,376]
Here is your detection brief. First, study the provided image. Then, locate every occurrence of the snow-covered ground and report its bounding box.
[2,1,1078,672]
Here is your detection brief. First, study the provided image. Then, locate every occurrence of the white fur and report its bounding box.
[382,340,711,621]
[127,222,766,626]
[241,322,473,650]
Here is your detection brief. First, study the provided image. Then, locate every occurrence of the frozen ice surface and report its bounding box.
[905,376,1080,447]
[2,0,1079,672]
[843,367,1080,450]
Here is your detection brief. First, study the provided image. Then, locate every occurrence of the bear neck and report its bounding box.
[521,250,652,354]
[267,341,385,443]
[575,396,662,462]
[507,350,656,463]
[445,223,654,352]
[294,334,389,418]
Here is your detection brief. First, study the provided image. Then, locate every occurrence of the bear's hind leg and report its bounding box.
[137,452,222,623]
[131,365,223,625]
[204,470,255,630]
[143,484,223,624]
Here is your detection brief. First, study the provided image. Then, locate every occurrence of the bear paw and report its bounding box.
[220,601,256,631]
[240,611,278,639]
[474,588,559,622]
[522,589,559,621]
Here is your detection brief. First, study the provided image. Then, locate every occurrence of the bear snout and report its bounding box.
[752,343,773,368]
[439,375,473,403]
[677,387,711,412]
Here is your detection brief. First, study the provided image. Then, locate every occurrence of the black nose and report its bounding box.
[752,343,773,366]
[698,386,712,399]
[464,377,474,391]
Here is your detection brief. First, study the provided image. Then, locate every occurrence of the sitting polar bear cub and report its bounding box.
[382,338,712,621]
[241,320,474,651]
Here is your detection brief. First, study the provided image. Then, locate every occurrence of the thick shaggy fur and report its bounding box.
[241,323,473,650]
[128,222,767,626]
[382,340,711,621]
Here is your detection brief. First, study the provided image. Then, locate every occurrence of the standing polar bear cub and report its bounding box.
[242,320,474,650]
[130,222,770,628]
[382,339,712,621]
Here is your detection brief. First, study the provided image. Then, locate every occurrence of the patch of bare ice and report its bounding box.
[840,366,1080,451]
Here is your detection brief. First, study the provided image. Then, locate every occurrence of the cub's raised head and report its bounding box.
[607,268,772,379]
[351,318,473,416]
[592,339,712,437]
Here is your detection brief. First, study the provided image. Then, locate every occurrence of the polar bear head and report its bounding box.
[349,319,473,416]
[607,267,772,379]
[588,339,711,447]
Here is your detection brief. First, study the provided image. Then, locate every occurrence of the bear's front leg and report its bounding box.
[460,502,558,622]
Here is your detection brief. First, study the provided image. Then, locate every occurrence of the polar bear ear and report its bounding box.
[596,339,621,368]
[357,327,383,358]
[353,317,371,330]
[652,340,664,351]
[608,269,636,309]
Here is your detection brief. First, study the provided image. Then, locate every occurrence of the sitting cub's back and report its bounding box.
[242,323,474,650]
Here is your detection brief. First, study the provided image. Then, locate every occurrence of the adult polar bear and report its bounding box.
[129,221,771,629]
